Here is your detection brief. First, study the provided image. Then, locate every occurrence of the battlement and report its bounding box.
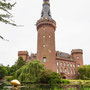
[36,18,56,30]
[71,49,83,54]
[18,51,28,55]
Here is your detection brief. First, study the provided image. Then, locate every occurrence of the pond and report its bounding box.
[0,83,90,90]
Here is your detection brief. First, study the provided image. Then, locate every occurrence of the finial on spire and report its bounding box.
[43,0,49,2]
[43,0,49,4]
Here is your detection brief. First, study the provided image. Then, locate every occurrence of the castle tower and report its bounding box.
[71,49,83,75]
[36,0,56,72]
[18,51,29,61]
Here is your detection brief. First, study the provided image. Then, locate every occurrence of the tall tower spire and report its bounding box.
[41,0,51,19]
[36,0,56,72]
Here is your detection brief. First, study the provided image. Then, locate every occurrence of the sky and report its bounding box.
[0,0,90,66]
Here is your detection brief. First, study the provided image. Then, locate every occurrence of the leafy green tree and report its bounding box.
[9,64,17,76]
[16,56,26,69]
[14,60,45,83]
[0,65,7,79]
[0,0,16,25]
[0,0,16,40]
[4,65,10,76]
[38,70,61,84]
[8,57,26,76]
[78,65,90,80]
[38,70,52,83]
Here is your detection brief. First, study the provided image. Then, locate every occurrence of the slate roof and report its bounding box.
[56,51,74,61]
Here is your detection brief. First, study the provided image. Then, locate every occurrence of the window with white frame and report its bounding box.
[77,64,80,67]
[71,63,72,67]
[57,68,59,73]
[43,57,46,62]
[60,67,62,72]
[71,69,73,74]
[73,64,75,68]
[67,63,69,67]
[64,62,66,67]
[60,62,63,66]
[57,62,59,66]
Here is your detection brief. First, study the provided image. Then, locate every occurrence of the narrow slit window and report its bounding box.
[43,44,45,47]
[49,35,51,38]
[43,36,45,38]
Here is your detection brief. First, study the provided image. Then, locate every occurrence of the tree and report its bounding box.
[0,65,7,79]
[0,0,16,40]
[0,0,16,25]
[14,60,45,83]
[9,57,26,76]
[38,70,61,84]
[5,65,10,76]
[16,56,26,69]
[78,65,90,80]
[9,65,17,76]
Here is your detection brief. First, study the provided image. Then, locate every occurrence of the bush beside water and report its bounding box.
[13,60,70,85]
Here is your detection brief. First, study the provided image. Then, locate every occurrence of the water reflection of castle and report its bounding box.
[18,0,83,79]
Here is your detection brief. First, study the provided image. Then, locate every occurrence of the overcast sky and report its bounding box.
[0,0,90,66]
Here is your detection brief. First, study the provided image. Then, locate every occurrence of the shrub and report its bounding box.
[6,76,13,82]
[38,70,61,84]
[0,65,7,79]
[60,79,70,84]
[14,60,45,83]
[78,65,90,80]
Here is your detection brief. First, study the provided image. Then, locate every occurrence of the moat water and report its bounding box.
[0,83,90,90]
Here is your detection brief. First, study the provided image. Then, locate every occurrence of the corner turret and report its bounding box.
[18,51,29,61]
[71,49,83,75]
[71,49,83,67]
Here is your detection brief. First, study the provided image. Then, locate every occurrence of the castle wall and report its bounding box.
[56,58,77,79]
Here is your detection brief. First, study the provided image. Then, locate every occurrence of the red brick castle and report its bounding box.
[18,0,83,79]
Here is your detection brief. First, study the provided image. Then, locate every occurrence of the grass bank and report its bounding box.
[69,79,90,86]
